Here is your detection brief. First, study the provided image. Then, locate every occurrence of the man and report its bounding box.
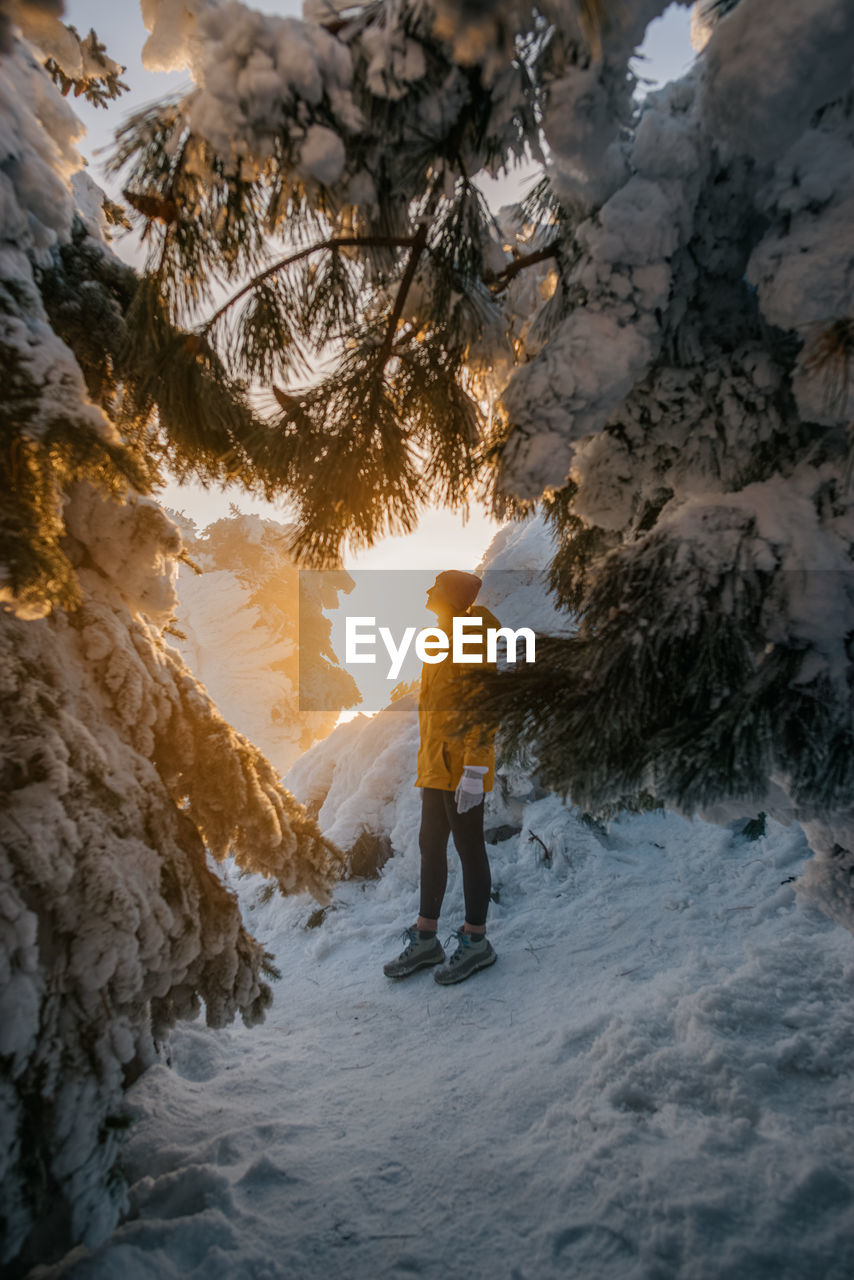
[384,570,500,985]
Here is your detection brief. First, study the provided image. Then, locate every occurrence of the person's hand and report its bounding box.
[455,765,488,814]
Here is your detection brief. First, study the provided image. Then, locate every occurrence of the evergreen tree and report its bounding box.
[171,509,362,773]
[0,6,346,1263]
[119,0,854,936]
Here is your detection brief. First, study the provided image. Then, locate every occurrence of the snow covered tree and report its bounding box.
[469,0,854,940]
[119,0,854,939]
[0,6,347,1265]
[171,509,362,774]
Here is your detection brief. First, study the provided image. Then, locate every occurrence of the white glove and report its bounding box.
[455,765,488,814]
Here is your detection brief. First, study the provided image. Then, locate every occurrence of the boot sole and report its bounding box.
[383,952,446,980]
[433,949,497,986]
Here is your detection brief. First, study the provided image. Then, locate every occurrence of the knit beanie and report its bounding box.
[432,570,482,612]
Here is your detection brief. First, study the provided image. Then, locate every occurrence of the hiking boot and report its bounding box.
[433,929,497,986]
[383,927,445,979]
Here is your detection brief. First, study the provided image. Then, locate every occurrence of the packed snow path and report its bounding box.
[41,809,854,1280]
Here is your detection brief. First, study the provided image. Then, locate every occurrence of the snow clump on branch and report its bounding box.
[141,0,362,183]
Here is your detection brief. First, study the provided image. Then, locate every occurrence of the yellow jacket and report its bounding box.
[414,604,501,792]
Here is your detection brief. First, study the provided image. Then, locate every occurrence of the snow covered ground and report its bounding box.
[35,801,854,1280]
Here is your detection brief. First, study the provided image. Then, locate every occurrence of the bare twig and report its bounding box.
[525,941,554,963]
[528,830,552,864]
[486,238,562,289]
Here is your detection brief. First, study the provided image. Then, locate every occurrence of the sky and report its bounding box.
[64,0,695,572]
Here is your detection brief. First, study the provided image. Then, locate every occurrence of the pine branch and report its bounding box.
[377,220,429,364]
[43,26,129,109]
[119,279,269,489]
[201,234,418,336]
[486,238,562,289]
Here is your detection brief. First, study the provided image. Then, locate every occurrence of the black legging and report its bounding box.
[418,787,492,928]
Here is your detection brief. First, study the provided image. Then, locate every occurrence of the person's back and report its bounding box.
[415,599,502,796]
